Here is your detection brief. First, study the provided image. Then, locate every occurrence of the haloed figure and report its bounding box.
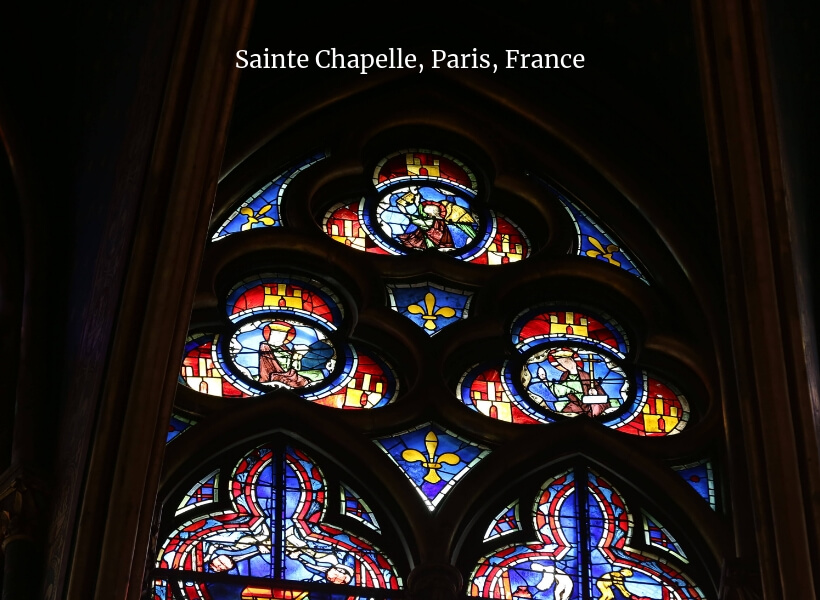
[394,187,477,250]
[258,321,310,388]
[285,525,355,584]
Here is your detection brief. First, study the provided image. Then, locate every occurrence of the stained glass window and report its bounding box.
[386,281,473,336]
[373,423,490,511]
[322,150,532,264]
[176,470,219,515]
[484,502,522,542]
[226,275,344,327]
[532,178,648,283]
[458,307,692,436]
[340,484,380,532]
[178,274,398,408]
[512,307,629,358]
[155,442,402,598]
[467,467,706,600]
[212,152,328,241]
[167,413,198,443]
[166,138,718,600]
[672,460,716,510]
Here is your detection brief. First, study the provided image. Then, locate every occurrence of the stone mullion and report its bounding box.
[692,0,818,597]
[57,2,256,599]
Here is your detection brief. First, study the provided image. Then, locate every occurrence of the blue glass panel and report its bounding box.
[227,319,336,391]
[157,445,400,590]
[282,448,398,587]
[158,447,277,577]
[373,424,490,511]
[643,512,688,563]
[386,282,472,336]
[176,470,219,516]
[470,470,580,600]
[341,483,380,532]
[585,470,704,600]
[672,460,716,510]
[471,469,707,599]
[536,180,647,283]
[483,502,521,542]
[167,413,197,443]
[213,152,328,241]
[151,579,171,600]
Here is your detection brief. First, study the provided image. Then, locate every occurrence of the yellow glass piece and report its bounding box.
[586,236,622,267]
[262,285,304,310]
[642,396,680,433]
[239,204,276,231]
[407,292,457,331]
[406,153,440,178]
[401,431,461,484]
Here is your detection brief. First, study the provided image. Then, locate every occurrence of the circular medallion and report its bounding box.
[375,186,480,252]
[228,318,336,390]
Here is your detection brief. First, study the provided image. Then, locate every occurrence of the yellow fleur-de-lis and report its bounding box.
[586,236,621,267]
[401,431,461,484]
[240,204,276,231]
[407,292,457,331]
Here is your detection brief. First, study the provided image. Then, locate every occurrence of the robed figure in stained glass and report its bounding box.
[544,348,606,417]
[239,320,335,389]
[258,321,311,387]
[380,187,478,251]
[526,347,609,418]
[157,446,400,596]
[284,524,356,584]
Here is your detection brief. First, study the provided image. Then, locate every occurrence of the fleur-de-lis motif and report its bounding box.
[401,431,461,484]
[586,236,621,267]
[240,204,275,231]
[406,292,456,331]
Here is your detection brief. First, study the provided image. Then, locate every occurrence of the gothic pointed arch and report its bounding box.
[455,460,716,600]
[154,432,409,599]
[155,72,726,599]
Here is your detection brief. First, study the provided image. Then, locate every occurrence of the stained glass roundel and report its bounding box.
[179,275,399,408]
[375,186,480,253]
[229,318,336,390]
[457,306,691,436]
[322,149,532,264]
